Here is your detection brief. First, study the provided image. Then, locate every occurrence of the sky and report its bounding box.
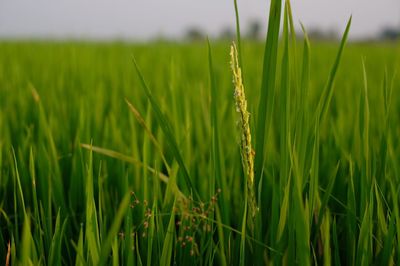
[0,0,399,40]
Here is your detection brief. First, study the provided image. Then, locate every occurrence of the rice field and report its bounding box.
[1,1,400,265]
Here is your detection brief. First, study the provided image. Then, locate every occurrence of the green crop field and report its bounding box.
[1,1,400,265]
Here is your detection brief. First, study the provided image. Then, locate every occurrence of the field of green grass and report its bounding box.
[1,3,400,265]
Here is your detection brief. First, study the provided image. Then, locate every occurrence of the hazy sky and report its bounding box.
[0,0,399,40]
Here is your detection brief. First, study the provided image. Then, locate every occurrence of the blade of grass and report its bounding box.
[85,146,100,265]
[346,158,357,265]
[288,135,310,265]
[279,3,293,234]
[81,144,186,200]
[208,40,224,197]
[279,0,291,191]
[321,211,332,265]
[332,218,341,266]
[30,85,66,211]
[125,99,170,173]
[72,226,85,266]
[111,237,119,266]
[12,148,27,218]
[286,0,299,94]
[315,16,352,124]
[48,210,67,266]
[356,193,373,266]
[160,200,176,266]
[132,57,200,199]
[98,193,131,266]
[146,202,156,266]
[380,214,395,265]
[296,23,311,186]
[313,161,340,244]
[277,175,291,241]
[374,181,388,236]
[239,201,247,266]
[21,215,33,266]
[208,40,228,266]
[255,0,282,187]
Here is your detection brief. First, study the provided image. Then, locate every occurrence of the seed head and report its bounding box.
[230,42,258,219]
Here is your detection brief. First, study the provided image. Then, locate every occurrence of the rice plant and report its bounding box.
[0,0,400,265]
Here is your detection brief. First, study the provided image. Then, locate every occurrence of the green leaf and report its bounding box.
[99,193,131,266]
[132,57,200,199]
[277,175,291,241]
[85,146,100,265]
[73,226,85,266]
[21,215,33,266]
[313,161,340,244]
[48,210,68,266]
[356,199,373,266]
[255,0,282,186]
[160,201,176,266]
[315,16,352,124]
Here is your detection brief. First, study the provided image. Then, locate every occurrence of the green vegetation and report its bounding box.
[1,1,400,265]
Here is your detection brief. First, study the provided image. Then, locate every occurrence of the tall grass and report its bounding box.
[1,1,400,265]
